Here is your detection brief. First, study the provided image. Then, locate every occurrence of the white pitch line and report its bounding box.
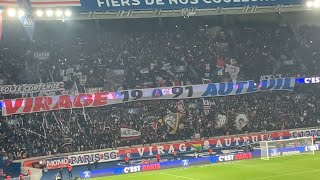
[101,173,155,180]
[159,172,200,180]
[236,161,305,169]
[247,169,320,180]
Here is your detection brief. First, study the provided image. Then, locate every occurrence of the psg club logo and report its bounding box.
[181,160,190,167]
[82,171,92,179]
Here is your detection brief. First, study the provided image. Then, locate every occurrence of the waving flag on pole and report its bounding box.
[17,0,35,41]
[202,99,211,115]
[163,113,180,134]
[19,15,35,41]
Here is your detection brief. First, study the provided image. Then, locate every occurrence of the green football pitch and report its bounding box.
[91,152,320,180]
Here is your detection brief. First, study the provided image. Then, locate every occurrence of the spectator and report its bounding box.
[27,170,31,177]
[6,175,11,180]
[156,154,161,163]
[173,151,178,160]
[94,160,98,169]
[124,156,130,167]
[67,164,72,179]
[0,17,320,163]
[86,162,91,171]
[19,173,24,180]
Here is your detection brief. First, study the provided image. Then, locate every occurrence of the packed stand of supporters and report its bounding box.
[0,17,320,163]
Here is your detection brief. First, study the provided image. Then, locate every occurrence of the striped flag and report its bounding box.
[191,144,203,151]
[202,99,211,115]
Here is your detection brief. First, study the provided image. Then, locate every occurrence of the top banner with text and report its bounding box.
[0,82,64,94]
[0,78,295,116]
[79,0,303,12]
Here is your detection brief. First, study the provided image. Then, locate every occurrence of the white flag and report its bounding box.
[225,64,240,82]
[235,114,249,130]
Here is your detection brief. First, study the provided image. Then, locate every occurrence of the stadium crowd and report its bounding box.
[0,17,320,165]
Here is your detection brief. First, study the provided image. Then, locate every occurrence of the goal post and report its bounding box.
[259,137,315,160]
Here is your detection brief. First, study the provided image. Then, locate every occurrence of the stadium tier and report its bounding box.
[1,0,320,180]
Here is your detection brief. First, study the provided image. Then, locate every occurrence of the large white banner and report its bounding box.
[0,78,295,116]
[0,82,64,94]
[68,150,119,166]
[290,128,320,138]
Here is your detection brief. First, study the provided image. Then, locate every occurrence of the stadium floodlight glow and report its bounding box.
[7,8,16,17]
[307,1,314,8]
[55,9,63,17]
[36,10,44,17]
[18,9,25,17]
[46,9,54,17]
[307,0,320,8]
[64,9,72,17]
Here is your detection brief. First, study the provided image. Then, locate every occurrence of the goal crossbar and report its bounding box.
[259,137,314,160]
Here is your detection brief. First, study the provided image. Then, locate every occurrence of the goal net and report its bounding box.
[259,137,315,160]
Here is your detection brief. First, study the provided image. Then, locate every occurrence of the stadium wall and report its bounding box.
[19,127,320,168]
[11,127,320,179]
[78,144,320,179]
[38,142,320,179]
